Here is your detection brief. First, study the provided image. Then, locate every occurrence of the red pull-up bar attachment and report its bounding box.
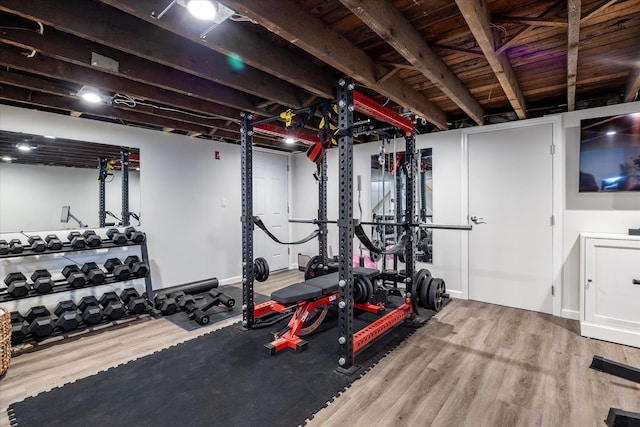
[353,90,414,136]
[253,122,318,146]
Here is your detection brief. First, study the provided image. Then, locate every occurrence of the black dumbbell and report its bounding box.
[4,272,30,297]
[31,269,54,294]
[9,239,23,254]
[124,226,145,243]
[11,321,29,344]
[25,305,51,323]
[175,293,198,313]
[54,301,82,332]
[82,230,102,248]
[28,316,56,338]
[0,239,9,255]
[210,289,235,308]
[27,235,46,252]
[104,258,131,281]
[120,287,147,314]
[81,262,106,285]
[45,234,63,250]
[124,255,149,278]
[78,296,104,324]
[62,265,87,288]
[99,291,126,320]
[155,294,178,315]
[67,232,86,249]
[10,311,24,324]
[106,228,127,245]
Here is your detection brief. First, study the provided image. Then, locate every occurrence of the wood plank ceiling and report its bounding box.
[0,0,639,166]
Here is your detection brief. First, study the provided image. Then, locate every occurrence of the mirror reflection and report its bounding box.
[370,147,433,264]
[0,130,140,232]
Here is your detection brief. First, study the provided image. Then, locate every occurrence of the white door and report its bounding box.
[467,123,554,313]
[253,151,289,272]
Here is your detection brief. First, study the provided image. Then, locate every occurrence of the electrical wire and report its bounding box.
[112,93,231,121]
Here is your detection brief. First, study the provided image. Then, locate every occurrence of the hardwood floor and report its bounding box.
[2,270,640,427]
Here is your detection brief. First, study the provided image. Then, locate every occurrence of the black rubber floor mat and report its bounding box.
[8,304,436,427]
[162,285,270,331]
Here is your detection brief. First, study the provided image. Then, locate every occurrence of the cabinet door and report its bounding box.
[584,238,640,329]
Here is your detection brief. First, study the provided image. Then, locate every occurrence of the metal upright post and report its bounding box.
[318,156,328,262]
[241,112,255,329]
[404,133,417,293]
[336,78,355,373]
[121,149,130,227]
[98,158,108,228]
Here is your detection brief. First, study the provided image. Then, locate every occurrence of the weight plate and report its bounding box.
[304,255,325,280]
[353,274,373,304]
[430,278,445,312]
[411,269,428,316]
[299,304,329,336]
[370,240,384,262]
[420,275,433,311]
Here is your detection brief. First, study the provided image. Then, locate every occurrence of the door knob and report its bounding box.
[470,215,486,224]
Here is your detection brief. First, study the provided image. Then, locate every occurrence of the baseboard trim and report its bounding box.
[561,309,580,320]
[447,289,464,299]
[218,275,242,286]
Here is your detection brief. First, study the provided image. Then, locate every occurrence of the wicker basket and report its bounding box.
[0,307,10,377]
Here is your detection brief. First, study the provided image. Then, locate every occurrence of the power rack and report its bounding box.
[240,79,423,371]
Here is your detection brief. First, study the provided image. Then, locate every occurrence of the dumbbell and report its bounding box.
[124,226,145,243]
[45,234,63,250]
[54,300,82,332]
[120,287,148,314]
[81,262,106,285]
[78,296,104,324]
[99,291,127,320]
[67,232,86,249]
[104,258,132,281]
[4,272,30,297]
[106,228,127,245]
[10,312,29,345]
[155,294,178,315]
[82,230,102,248]
[0,239,9,255]
[25,306,56,338]
[27,235,46,252]
[210,289,235,308]
[174,292,198,313]
[124,255,149,278]
[62,265,87,288]
[9,239,23,254]
[31,269,54,294]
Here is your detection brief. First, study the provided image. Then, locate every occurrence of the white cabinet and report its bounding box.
[580,233,640,348]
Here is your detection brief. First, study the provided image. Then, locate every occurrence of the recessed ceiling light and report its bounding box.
[285,137,295,144]
[1,156,13,161]
[77,85,105,103]
[44,135,56,139]
[606,130,616,136]
[186,0,218,20]
[17,143,33,151]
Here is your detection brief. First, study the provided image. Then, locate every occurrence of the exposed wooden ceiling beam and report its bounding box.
[581,0,618,23]
[455,0,527,119]
[222,0,448,130]
[0,23,266,115]
[339,0,484,125]
[567,0,581,111]
[98,0,336,100]
[494,17,567,28]
[0,44,242,122]
[623,65,640,102]
[0,0,308,108]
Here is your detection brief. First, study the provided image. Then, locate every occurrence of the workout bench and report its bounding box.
[255,267,412,355]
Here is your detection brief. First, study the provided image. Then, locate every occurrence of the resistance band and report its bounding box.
[253,216,320,245]
[354,223,409,255]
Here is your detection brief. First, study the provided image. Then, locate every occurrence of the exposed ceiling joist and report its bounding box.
[624,64,640,102]
[221,0,449,130]
[581,0,619,23]
[455,0,527,119]
[339,0,484,125]
[567,0,582,111]
[494,16,567,28]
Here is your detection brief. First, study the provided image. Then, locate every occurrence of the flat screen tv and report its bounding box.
[579,112,640,192]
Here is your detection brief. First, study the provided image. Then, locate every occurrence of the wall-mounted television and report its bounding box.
[579,112,640,192]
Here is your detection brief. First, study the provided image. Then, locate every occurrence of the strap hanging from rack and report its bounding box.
[253,216,320,245]
[354,223,408,255]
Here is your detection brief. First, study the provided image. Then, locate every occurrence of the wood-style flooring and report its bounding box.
[1,269,639,426]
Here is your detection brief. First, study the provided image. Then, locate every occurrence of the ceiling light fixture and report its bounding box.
[606,130,616,136]
[285,137,295,144]
[17,143,33,151]
[1,156,13,162]
[77,85,109,104]
[186,0,218,20]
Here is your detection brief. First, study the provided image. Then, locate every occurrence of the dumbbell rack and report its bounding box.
[0,236,154,304]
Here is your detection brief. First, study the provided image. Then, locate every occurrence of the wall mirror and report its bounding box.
[0,130,141,233]
[370,147,432,264]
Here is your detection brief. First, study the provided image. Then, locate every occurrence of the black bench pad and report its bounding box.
[271,283,322,304]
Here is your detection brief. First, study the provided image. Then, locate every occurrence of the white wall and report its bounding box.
[0,104,244,294]
[0,163,140,231]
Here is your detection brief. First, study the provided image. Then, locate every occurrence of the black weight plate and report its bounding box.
[421,275,433,311]
[354,274,373,304]
[304,255,324,280]
[411,269,427,316]
[430,278,445,312]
